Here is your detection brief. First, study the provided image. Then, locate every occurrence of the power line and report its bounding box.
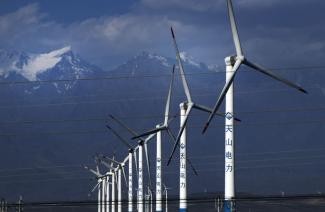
[0,84,312,104]
[0,65,323,85]
[1,105,324,125]
[165,161,325,174]
[189,154,325,167]
[0,164,89,173]
[0,85,319,109]
[1,154,324,179]
[1,160,324,185]
[0,118,324,137]
[5,195,325,208]
[188,147,325,159]
[1,147,325,174]
[0,170,87,179]
[0,176,92,185]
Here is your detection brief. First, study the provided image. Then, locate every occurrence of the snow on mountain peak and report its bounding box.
[179,51,200,68]
[20,46,71,81]
[148,53,170,67]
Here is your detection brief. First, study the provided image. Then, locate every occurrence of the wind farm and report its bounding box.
[0,0,324,212]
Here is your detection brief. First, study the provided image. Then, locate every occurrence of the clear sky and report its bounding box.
[0,0,325,69]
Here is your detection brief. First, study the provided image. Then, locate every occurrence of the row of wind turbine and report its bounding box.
[84,1,307,212]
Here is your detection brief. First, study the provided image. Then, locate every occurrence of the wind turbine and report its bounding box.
[105,124,139,212]
[98,155,129,212]
[95,156,111,212]
[163,184,172,212]
[107,118,154,188]
[145,186,153,212]
[84,165,103,212]
[131,64,198,212]
[201,0,307,211]
[96,154,117,212]
[84,164,112,212]
[107,116,155,212]
[95,155,129,212]
[167,27,240,212]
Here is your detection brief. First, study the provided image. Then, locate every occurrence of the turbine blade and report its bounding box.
[244,59,307,94]
[227,0,243,56]
[186,157,198,176]
[166,127,198,176]
[84,166,101,177]
[102,155,120,166]
[164,64,176,126]
[170,27,192,103]
[109,114,146,143]
[144,142,152,187]
[131,126,165,140]
[91,181,101,193]
[111,154,115,171]
[166,126,176,142]
[96,165,100,174]
[101,173,112,178]
[167,103,193,166]
[202,59,242,134]
[98,159,115,170]
[106,124,133,149]
[167,113,177,125]
[122,167,128,187]
[133,151,139,181]
[193,104,224,117]
[144,132,156,143]
[194,104,241,122]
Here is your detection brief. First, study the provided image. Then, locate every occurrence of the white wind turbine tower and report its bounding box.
[167,27,239,212]
[107,117,156,212]
[131,64,176,212]
[145,186,153,212]
[84,164,103,212]
[202,0,307,211]
[131,64,200,212]
[105,124,139,212]
[95,155,123,212]
[162,184,172,212]
[96,154,117,212]
[101,156,129,212]
[95,156,112,212]
[84,164,111,212]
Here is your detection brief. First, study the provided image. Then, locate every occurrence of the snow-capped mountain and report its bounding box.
[0,48,220,95]
[0,47,104,94]
[0,47,72,81]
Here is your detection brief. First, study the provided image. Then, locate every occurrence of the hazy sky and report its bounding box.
[1,0,324,69]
